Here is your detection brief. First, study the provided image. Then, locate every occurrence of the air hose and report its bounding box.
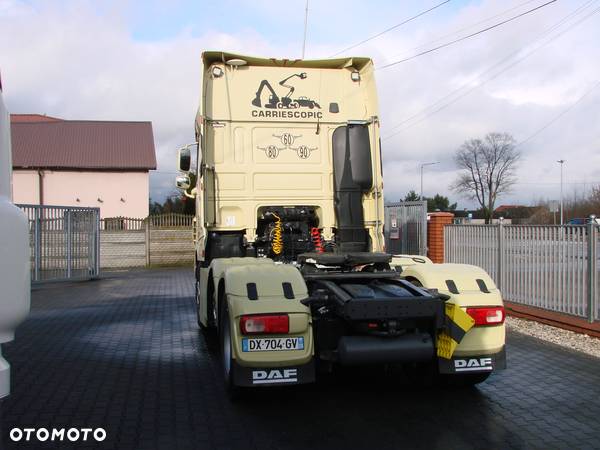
[271,213,283,255]
[311,227,324,253]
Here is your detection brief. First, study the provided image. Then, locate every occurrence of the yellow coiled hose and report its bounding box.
[271,213,283,255]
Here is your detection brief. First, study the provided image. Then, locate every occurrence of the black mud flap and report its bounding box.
[438,347,506,374]
[232,359,315,387]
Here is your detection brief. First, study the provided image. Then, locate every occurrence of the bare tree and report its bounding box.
[452,132,521,223]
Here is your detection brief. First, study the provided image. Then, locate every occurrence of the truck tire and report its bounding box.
[453,372,491,387]
[195,280,204,329]
[196,266,215,335]
[219,302,241,399]
[195,262,203,328]
[444,372,491,387]
[404,361,438,388]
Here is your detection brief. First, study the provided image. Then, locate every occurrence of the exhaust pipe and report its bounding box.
[338,333,434,366]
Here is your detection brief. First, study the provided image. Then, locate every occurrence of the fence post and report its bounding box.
[420,201,427,256]
[497,217,504,292]
[145,219,151,267]
[427,212,454,263]
[66,208,72,278]
[95,209,100,277]
[587,216,597,323]
[34,207,41,282]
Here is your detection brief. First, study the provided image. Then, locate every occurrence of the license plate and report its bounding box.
[242,337,305,352]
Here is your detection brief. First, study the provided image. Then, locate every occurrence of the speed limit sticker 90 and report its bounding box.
[242,337,305,352]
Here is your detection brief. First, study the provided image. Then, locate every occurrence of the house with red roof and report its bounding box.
[10,114,156,218]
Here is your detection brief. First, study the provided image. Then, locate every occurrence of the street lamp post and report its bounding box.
[420,162,439,201]
[557,159,565,225]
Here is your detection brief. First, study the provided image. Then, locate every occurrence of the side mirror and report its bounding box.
[177,146,192,173]
[176,174,191,191]
[347,124,373,191]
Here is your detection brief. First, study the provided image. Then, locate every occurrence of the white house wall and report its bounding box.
[12,170,150,218]
[11,170,39,204]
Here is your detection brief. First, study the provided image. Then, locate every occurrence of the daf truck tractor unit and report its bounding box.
[175,51,506,395]
[0,80,31,399]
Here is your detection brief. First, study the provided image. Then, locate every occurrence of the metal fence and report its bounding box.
[18,204,100,283]
[445,222,599,322]
[384,201,427,255]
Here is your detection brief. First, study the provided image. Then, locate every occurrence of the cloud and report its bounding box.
[368,0,600,207]
[2,0,598,209]
[1,1,278,202]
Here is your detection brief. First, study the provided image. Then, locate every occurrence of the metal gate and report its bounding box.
[18,205,100,282]
[384,201,427,256]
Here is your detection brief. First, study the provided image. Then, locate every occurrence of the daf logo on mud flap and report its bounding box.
[252,368,298,384]
[454,357,493,372]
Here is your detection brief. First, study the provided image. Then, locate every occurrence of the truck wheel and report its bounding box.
[195,262,203,328]
[445,372,491,387]
[219,302,241,399]
[404,361,438,388]
[195,279,204,328]
[196,266,215,335]
[197,281,214,336]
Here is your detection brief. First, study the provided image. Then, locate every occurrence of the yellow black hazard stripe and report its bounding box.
[437,303,475,360]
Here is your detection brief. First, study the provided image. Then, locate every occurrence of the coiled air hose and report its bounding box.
[271,213,283,255]
[311,227,324,253]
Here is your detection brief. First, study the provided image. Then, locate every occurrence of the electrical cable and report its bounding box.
[381,1,600,140]
[328,0,452,57]
[386,0,541,61]
[378,0,558,70]
[516,79,600,148]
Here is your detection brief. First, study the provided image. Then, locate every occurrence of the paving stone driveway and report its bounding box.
[1,268,600,450]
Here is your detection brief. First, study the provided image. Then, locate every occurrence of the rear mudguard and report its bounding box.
[212,259,314,369]
[197,257,274,328]
[392,256,506,363]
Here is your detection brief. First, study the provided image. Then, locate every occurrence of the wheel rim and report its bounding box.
[223,317,232,377]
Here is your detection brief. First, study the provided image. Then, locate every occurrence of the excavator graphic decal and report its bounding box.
[251,73,321,110]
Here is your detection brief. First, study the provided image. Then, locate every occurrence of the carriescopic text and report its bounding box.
[251,110,323,119]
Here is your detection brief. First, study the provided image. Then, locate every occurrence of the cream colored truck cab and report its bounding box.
[0,83,31,399]
[176,52,505,394]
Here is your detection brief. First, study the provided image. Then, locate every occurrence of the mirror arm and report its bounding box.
[183,188,198,198]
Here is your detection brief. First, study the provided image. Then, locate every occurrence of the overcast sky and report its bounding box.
[2,0,599,209]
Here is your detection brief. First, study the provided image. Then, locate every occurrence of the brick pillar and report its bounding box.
[427,212,454,263]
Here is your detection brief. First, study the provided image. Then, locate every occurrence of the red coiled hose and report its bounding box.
[311,227,324,253]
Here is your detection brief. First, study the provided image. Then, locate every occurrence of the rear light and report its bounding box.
[240,314,289,335]
[466,306,505,326]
